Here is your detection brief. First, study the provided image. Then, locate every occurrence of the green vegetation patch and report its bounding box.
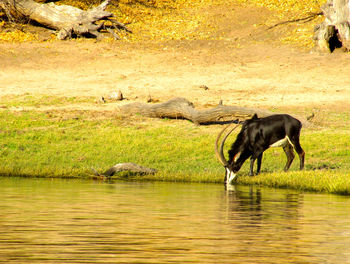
[0,110,223,180]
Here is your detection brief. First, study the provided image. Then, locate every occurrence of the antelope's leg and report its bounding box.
[256,153,263,174]
[283,144,295,171]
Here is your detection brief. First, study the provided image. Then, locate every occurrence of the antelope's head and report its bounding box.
[215,123,239,185]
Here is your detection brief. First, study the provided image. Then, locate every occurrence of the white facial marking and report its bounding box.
[226,168,230,178]
[226,168,237,185]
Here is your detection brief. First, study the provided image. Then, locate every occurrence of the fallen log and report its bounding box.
[1,0,131,39]
[92,163,157,178]
[120,97,276,125]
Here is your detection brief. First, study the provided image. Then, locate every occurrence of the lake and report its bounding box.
[1,177,350,263]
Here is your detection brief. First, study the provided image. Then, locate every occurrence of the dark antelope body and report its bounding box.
[215,114,305,185]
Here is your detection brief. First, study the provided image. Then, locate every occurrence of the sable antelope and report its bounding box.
[215,114,305,185]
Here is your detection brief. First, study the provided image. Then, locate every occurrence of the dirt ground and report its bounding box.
[1,3,350,118]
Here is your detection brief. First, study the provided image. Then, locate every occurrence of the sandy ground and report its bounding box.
[1,4,350,115]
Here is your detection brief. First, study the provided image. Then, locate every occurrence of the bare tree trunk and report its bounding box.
[314,0,350,52]
[0,0,131,39]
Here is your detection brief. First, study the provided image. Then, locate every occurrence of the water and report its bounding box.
[1,178,350,264]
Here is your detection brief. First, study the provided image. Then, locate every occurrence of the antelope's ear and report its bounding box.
[252,113,258,120]
[234,152,241,162]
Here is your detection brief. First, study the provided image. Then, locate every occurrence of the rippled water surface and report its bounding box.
[1,177,350,263]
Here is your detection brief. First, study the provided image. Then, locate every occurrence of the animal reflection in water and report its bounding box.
[224,185,302,226]
[215,114,305,185]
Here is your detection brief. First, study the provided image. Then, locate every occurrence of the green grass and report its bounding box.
[0,110,223,180]
[0,97,350,195]
[0,94,92,108]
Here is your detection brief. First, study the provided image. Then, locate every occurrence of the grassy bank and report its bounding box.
[1,95,350,195]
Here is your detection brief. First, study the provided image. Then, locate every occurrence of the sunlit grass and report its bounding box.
[0,109,223,179]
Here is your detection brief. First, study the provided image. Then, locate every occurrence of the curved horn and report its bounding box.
[215,123,239,166]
